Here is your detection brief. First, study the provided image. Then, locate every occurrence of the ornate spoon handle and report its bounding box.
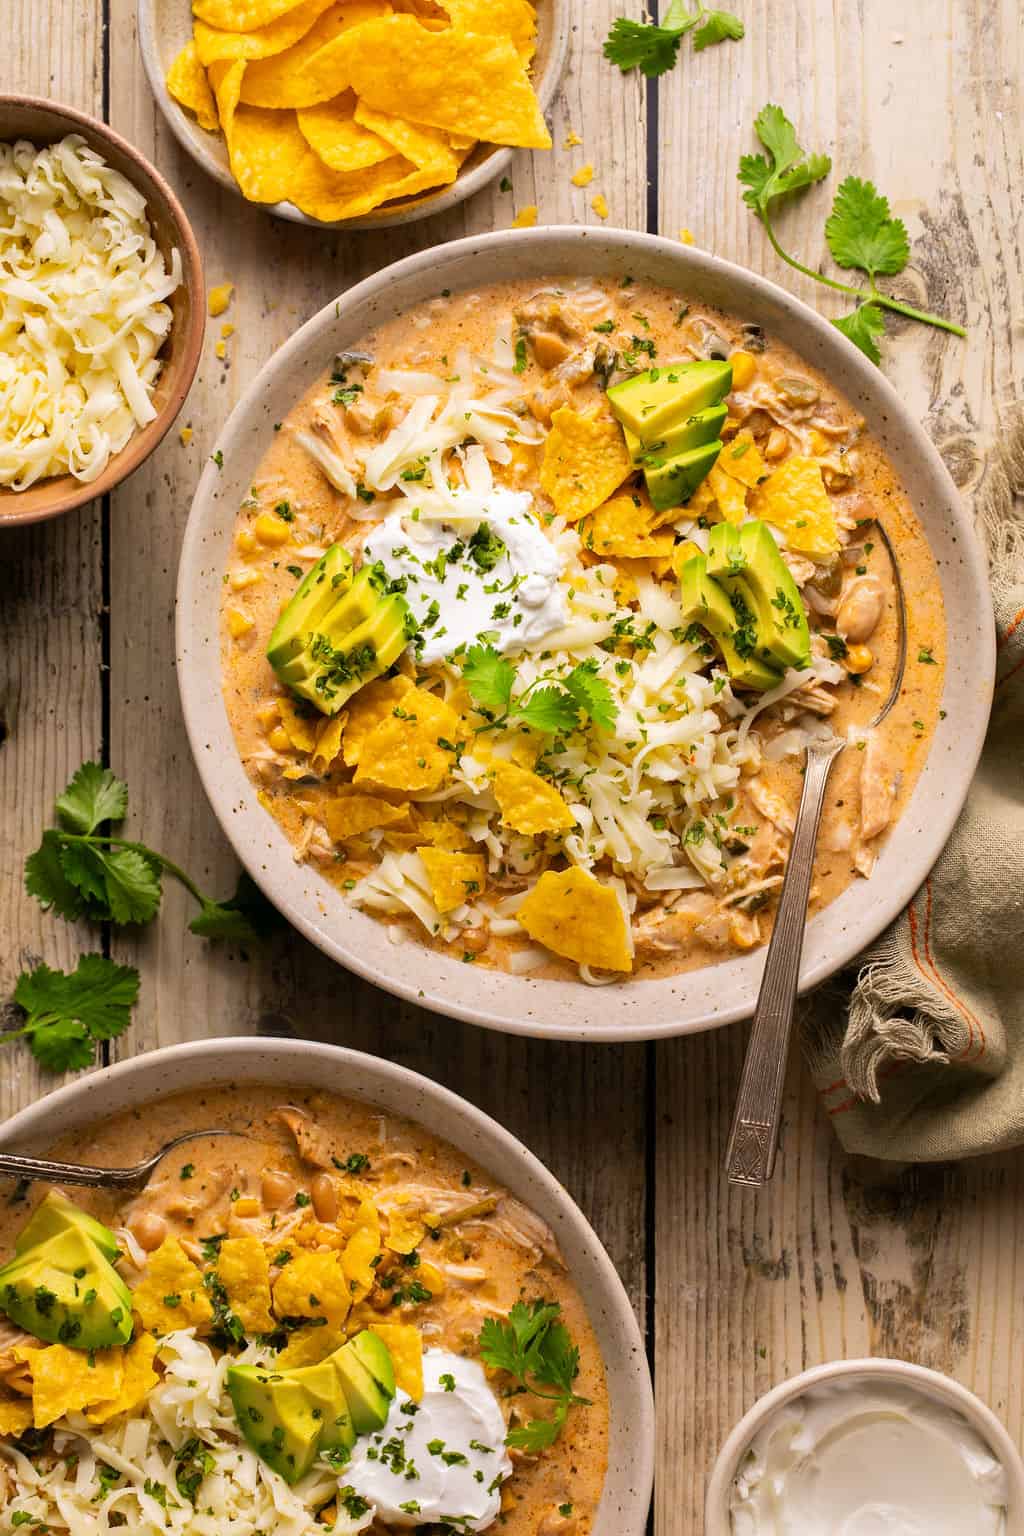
[726,736,845,1187]
[0,1153,142,1188]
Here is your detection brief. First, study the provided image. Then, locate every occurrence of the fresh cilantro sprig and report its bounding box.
[5,956,139,1072]
[479,1300,590,1453]
[739,104,966,364]
[604,1,744,78]
[461,645,616,736]
[25,762,281,943]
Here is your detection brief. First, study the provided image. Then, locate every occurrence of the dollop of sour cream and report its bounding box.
[361,488,565,665]
[344,1348,513,1531]
[729,1379,1009,1536]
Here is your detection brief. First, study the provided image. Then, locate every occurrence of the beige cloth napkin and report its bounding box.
[802,414,1024,1161]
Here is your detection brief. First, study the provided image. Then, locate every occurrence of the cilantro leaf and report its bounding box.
[603,18,684,76]
[693,8,744,49]
[55,762,128,835]
[833,303,887,365]
[461,644,515,719]
[531,1320,581,1394]
[93,848,163,925]
[516,687,579,737]
[563,662,617,733]
[824,175,909,279]
[58,843,111,908]
[9,956,140,1072]
[189,873,283,943]
[739,103,831,217]
[25,831,93,921]
[479,1300,587,1453]
[506,1401,569,1453]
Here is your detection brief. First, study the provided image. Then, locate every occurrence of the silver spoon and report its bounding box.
[0,1130,248,1191]
[725,524,907,1187]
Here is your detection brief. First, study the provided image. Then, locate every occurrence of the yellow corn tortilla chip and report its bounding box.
[336,1179,381,1244]
[748,455,840,558]
[298,92,394,171]
[305,15,551,147]
[21,1344,125,1429]
[325,792,410,841]
[540,406,633,521]
[193,0,311,33]
[212,63,316,205]
[132,1237,214,1335]
[274,1248,353,1324]
[86,1333,160,1425]
[440,0,537,63]
[368,1323,424,1401]
[518,866,633,972]
[383,1200,426,1255]
[194,0,336,62]
[214,1236,276,1332]
[277,695,320,752]
[718,428,767,489]
[166,41,220,131]
[413,814,470,851]
[239,0,389,108]
[341,1223,381,1301]
[491,761,575,837]
[312,712,347,773]
[275,1322,346,1367]
[0,1397,33,1436]
[580,492,675,558]
[706,460,750,525]
[417,847,485,913]
[352,101,458,174]
[355,688,462,794]
[292,153,446,222]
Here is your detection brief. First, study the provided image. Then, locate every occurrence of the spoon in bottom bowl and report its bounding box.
[725,524,907,1187]
[0,1130,249,1190]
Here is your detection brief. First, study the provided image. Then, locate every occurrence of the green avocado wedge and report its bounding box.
[678,552,782,692]
[0,1227,132,1349]
[607,360,733,439]
[707,520,811,670]
[266,545,354,674]
[227,1364,324,1484]
[644,440,722,514]
[14,1191,120,1265]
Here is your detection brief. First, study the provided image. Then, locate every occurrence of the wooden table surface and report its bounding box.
[3,0,1022,1527]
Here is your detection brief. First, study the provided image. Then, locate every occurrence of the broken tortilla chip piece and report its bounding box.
[416,847,486,913]
[325,793,410,841]
[273,1249,352,1325]
[214,1236,276,1332]
[706,460,750,526]
[580,492,675,558]
[747,455,840,558]
[166,41,220,131]
[0,1397,33,1436]
[341,1223,381,1301]
[440,0,537,63]
[352,101,458,176]
[718,428,767,489]
[86,1333,161,1425]
[238,0,390,108]
[540,405,634,521]
[193,0,313,34]
[19,1343,125,1429]
[368,1323,424,1401]
[131,1237,214,1335]
[298,93,394,172]
[517,866,633,973]
[275,1322,347,1367]
[277,695,320,753]
[355,688,462,794]
[491,761,575,837]
[193,0,336,63]
[311,712,347,773]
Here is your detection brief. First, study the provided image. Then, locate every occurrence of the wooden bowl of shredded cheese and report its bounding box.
[0,96,205,526]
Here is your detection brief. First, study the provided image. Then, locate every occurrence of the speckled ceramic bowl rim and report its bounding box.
[176,226,995,1042]
[0,1035,653,1534]
[704,1357,1024,1534]
[136,0,570,230]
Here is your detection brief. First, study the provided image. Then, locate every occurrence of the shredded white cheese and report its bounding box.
[0,135,182,489]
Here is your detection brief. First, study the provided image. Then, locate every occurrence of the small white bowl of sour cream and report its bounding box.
[705,1358,1024,1536]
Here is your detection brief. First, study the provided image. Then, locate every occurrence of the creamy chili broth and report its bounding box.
[220,277,945,981]
[0,1085,608,1535]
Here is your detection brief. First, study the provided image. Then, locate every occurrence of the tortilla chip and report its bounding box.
[214,1237,275,1332]
[417,847,485,913]
[325,792,411,841]
[132,1238,213,1335]
[718,428,767,490]
[491,761,575,836]
[292,153,445,222]
[383,1200,426,1255]
[305,15,551,147]
[193,0,311,33]
[275,1322,347,1367]
[311,712,347,773]
[86,1333,160,1425]
[368,1323,424,1401]
[278,695,320,752]
[22,1344,125,1429]
[440,0,537,63]
[238,1,389,108]
[413,814,470,851]
[194,0,336,62]
[352,101,458,175]
[580,492,675,558]
[273,1249,353,1324]
[0,1397,33,1436]
[341,1223,381,1301]
[748,455,840,558]
[706,460,750,525]
[517,866,633,972]
[540,406,633,521]
[355,688,462,794]
[166,41,220,131]
[298,92,394,172]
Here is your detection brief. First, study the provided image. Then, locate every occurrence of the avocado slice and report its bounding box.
[645,440,722,514]
[272,563,385,687]
[707,520,811,670]
[227,1364,324,1484]
[266,545,354,674]
[15,1191,120,1265]
[346,1329,396,1399]
[608,359,733,439]
[678,553,782,692]
[331,1335,394,1434]
[0,1227,132,1349]
[287,1360,356,1457]
[624,403,728,469]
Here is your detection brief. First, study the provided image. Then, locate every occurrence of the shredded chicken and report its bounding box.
[859,732,896,841]
[273,1106,335,1169]
[748,778,797,836]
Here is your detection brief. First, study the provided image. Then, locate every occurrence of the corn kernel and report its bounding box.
[208,282,234,317]
[233,1197,260,1216]
[678,227,694,245]
[268,725,291,752]
[179,426,193,446]
[591,193,609,219]
[845,644,874,675]
[229,568,262,590]
[226,608,253,638]
[764,428,789,460]
[808,428,830,456]
[254,512,291,546]
[257,701,281,731]
[570,163,594,187]
[236,528,258,555]
[221,322,235,339]
[729,915,761,950]
[417,1262,445,1296]
[729,350,757,390]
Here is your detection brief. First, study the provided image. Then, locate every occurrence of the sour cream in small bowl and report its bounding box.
[705,1359,1024,1536]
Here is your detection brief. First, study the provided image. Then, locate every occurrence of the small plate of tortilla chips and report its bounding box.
[140,0,567,226]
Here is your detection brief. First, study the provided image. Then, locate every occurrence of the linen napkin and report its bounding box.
[802,412,1024,1161]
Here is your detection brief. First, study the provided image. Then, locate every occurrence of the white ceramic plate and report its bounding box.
[0,1037,653,1535]
[176,227,995,1042]
[137,0,569,229]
